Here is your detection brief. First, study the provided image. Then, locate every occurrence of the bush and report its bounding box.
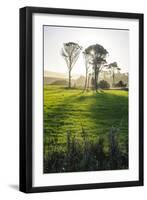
[98,80,110,89]
[44,126,128,173]
[115,80,127,88]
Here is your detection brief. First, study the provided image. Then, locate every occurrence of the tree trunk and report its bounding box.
[97,72,99,90]
[83,68,88,92]
[68,69,71,88]
[87,74,90,90]
[94,65,97,92]
[112,68,115,87]
[113,72,115,87]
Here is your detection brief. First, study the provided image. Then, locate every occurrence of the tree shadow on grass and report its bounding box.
[44,89,128,136]
[44,88,129,172]
[74,91,128,127]
[44,89,128,155]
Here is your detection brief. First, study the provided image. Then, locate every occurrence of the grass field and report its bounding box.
[44,85,128,160]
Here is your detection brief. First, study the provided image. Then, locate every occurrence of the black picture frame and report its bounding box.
[19,6,144,193]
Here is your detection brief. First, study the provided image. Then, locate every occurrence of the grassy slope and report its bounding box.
[44,85,128,156]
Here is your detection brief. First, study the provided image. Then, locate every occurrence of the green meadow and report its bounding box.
[44,85,128,160]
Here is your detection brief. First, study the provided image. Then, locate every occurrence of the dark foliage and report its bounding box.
[98,80,110,89]
[115,80,127,88]
[44,127,128,173]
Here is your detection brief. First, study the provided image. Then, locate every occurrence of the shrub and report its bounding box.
[98,80,110,89]
[115,80,127,87]
[44,126,128,173]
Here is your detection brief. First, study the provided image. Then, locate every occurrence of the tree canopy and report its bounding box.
[83,44,109,91]
[61,42,82,88]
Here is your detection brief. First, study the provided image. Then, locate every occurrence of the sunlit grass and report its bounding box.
[44,85,128,156]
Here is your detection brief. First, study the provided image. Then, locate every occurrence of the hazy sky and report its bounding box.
[44,25,129,76]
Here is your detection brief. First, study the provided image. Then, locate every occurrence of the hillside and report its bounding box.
[44,70,67,79]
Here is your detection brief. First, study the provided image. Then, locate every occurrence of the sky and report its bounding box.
[44,25,129,76]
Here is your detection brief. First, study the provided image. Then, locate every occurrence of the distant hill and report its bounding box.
[50,80,68,85]
[44,70,128,87]
[44,70,82,85]
[44,70,67,85]
[44,70,67,79]
[44,77,64,85]
[44,70,81,79]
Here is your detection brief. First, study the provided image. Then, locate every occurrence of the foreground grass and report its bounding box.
[44,85,128,162]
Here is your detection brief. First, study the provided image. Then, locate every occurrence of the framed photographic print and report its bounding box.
[19,7,144,193]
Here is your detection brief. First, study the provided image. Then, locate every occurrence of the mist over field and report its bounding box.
[44,70,128,88]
